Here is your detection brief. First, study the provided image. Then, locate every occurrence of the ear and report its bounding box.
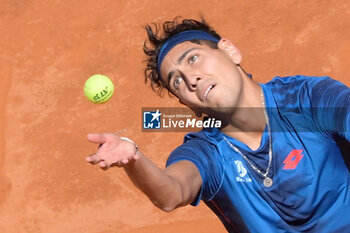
[218,38,242,64]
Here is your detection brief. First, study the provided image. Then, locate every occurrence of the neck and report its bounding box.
[219,70,267,150]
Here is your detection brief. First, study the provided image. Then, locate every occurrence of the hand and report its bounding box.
[86,133,139,170]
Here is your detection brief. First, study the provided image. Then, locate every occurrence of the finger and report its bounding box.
[114,161,123,167]
[98,161,109,169]
[86,154,101,164]
[132,154,139,160]
[121,159,129,164]
[87,133,108,144]
[87,133,121,145]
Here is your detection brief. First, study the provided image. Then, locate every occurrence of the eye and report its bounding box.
[173,76,183,89]
[188,55,198,64]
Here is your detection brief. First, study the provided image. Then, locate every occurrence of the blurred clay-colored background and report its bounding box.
[0,0,349,232]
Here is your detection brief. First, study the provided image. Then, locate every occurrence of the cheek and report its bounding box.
[204,56,234,74]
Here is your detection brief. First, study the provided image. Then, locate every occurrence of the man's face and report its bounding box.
[159,39,244,116]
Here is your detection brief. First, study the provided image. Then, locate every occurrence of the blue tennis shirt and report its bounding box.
[166,75,350,233]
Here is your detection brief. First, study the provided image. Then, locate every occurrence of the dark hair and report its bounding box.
[143,17,221,96]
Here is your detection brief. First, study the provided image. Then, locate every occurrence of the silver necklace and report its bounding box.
[223,88,273,188]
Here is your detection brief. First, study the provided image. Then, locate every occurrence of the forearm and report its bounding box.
[86,133,189,211]
[123,151,182,212]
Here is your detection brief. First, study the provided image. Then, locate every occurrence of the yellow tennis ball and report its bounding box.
[84,74,114,103]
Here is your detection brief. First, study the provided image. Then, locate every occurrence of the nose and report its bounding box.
[183,71,201,91]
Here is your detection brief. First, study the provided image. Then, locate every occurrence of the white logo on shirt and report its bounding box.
[234,160,252,183]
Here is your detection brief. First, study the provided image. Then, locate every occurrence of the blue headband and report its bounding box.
[157,30,220,82]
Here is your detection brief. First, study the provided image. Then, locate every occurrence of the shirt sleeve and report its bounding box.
[166,138,224,206]
[302,76,350,141]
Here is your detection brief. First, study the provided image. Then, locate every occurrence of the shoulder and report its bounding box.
[264,75,337,107]
[166,129,223,167]
[166,130,226,204]
[167,131,216,161]
[265,75,333,91]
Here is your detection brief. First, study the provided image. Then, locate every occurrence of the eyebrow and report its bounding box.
[177,47,198,65]
[166,47,199,88]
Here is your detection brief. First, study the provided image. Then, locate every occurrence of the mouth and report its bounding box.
[203,84,216,100]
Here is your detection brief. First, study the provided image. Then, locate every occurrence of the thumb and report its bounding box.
[87,133,108,144]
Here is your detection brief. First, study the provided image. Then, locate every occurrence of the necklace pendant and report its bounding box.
[263,177,273,187]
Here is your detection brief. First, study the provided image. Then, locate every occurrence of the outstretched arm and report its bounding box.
[85,133,202,212]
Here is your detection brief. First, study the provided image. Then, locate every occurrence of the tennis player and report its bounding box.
[86,17,350,232]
